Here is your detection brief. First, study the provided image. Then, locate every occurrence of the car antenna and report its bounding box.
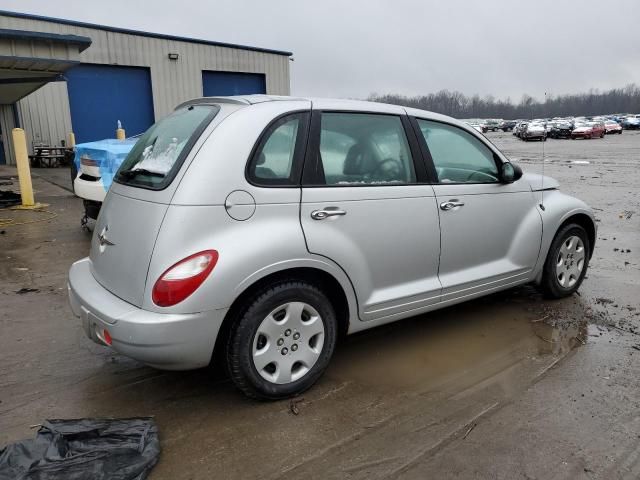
[540,92,546,211]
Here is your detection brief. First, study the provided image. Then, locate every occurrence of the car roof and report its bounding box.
[177,95,471,128]
[181,95,406,113]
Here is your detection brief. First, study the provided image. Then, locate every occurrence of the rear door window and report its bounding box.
[115,104,218,190]
[308,113,417,186]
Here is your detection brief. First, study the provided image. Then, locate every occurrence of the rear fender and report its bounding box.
[144,204,359,327]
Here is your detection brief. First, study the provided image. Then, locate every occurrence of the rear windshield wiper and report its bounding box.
[118,168,166,178]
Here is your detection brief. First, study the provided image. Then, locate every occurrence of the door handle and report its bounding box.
[311,208,347,220]
[440,200,465,211]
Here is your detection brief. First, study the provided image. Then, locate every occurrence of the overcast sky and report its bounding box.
[2,0,638,101]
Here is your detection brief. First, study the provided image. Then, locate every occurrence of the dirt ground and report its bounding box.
[1,131,639,479]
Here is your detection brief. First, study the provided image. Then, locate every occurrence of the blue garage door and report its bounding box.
[202,71,266,97]
[66,64,155,144]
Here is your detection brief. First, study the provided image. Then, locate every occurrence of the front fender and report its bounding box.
[532,190,596,282]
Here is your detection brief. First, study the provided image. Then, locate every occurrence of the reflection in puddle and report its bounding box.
[532,321,589,355]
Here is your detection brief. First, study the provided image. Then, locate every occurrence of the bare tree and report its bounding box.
[369,85,640,119]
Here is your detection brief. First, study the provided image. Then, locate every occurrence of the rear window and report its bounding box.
[114,104,219,190]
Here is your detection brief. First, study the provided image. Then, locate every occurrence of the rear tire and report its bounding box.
[540,223,590,299]
[227,280,337,400]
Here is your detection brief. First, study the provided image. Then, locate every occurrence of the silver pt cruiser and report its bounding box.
[68,96,596,399]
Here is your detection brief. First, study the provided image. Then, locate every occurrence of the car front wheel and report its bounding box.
[541,223,590,299]
[227,281,337,400]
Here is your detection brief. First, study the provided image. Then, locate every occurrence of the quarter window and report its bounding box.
[312,113,416,185]
[248,113,307,185]
[416,119,499,183]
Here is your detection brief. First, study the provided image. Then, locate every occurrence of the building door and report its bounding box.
[202,71,266,96]
[65,64,155,144]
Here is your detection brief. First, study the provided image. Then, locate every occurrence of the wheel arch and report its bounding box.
[211,265,355,367]
[534,206,597,284]
[558,213,596,259]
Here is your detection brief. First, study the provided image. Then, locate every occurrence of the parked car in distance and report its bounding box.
[604,120,623,134]
[485,119,502,131]
[549,121,573,139]
[463,119,488,133]
[500,120,518,132]
[521,122,547,141]
[622,115,640,130]
[462,119,487,134]
[513,121,528,137]
[68,96,596,400]
[572,121,605,139]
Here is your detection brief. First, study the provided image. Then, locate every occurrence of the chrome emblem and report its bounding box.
[97,225,115,252]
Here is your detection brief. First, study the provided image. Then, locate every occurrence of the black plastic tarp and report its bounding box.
[0,417,160,480]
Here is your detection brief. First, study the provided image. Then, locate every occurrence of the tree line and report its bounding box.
[368,84,640,119]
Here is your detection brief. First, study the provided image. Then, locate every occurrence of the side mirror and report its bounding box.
[500,162,523,183]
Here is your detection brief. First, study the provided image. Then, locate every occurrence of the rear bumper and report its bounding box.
[68,257,228,370]
[74,176,107,202]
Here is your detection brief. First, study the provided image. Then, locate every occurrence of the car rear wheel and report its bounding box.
[227,280,337,400]
[541,223,590,299]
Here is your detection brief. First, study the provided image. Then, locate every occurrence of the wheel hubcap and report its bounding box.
[555,235,585,288]
[252,302,325,384]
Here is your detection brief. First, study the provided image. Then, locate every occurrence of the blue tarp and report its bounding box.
[74,138,137,192]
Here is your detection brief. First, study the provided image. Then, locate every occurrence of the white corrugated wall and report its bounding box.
[0,104,16,164]
[0,13,291,164]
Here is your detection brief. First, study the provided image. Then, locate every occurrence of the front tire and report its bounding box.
[541,224,590,299]
[227,281,337,400]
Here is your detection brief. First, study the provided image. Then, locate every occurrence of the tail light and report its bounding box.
[152,250,219,307]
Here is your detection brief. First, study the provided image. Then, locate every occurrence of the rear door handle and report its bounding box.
[440,201,465,211]
[311,208,347,220]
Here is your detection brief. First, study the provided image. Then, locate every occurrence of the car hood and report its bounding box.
[573,126,592,132]
[523,173,560,191]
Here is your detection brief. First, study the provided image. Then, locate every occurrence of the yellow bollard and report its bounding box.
[116,120,125,140]
[67,132,76,148]
[12,128,35,207]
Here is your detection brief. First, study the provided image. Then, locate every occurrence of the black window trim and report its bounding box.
[245,110,311,188]
[114,104,220,191]
[409,116,508,186]
[301,110,430,188]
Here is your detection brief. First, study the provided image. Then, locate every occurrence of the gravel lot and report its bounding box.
[1,130,638,479]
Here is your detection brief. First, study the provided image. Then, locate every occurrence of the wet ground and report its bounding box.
[1,131,639,479]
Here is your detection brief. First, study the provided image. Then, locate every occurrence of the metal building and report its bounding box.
[0,10,292,164]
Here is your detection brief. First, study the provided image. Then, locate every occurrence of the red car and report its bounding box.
[571,121,605,139]
[604,120,623,134]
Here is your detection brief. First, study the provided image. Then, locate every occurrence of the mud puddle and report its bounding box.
[328,290,590,399]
